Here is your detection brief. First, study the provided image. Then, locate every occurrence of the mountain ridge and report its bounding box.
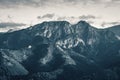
[0,20,120,80]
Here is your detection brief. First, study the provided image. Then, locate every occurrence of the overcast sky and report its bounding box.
[0,0,120,32]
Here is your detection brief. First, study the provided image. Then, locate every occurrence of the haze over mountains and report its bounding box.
[0,20,120,80]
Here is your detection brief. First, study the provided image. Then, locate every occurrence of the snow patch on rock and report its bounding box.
[56,37,85,49]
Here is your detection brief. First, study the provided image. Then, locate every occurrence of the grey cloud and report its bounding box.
[112,0,120,3]
[0,0,47,8]
[79,15,97,20]
[64,0,110,4]
[37,16,42,19]
[57,17,67,21]
[57,15,97,21]
[0,22,26,28]
[57,16,78,21]
[64,0,120,7]
[101,21,120,27]
[0,0,120,8]
[109,22,120,25]
[64,0,95,5]
[37,13,55,19]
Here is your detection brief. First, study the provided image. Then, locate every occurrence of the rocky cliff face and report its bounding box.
[0,21,120,80]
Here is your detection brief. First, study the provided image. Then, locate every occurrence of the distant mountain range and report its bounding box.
[0,20,120,80]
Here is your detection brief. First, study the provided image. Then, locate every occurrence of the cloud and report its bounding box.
[57,15,98,21]
[0,0,120,8]
[101,21,120,27]
[63,0,120,5]
[37,13,55,19]
[0,0,47,8]
[57,16,67,21]
[0,22,26,28]
[68,0,120,7]
[63,0,95,5]
[79,15,97,20]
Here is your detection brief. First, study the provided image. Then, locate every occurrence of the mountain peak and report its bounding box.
[42,20,70,25]
[77,20,90,26]
[74,20,91,31]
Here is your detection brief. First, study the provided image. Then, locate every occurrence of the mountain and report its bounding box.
[108,25,120,36]
[0,20,120,80]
